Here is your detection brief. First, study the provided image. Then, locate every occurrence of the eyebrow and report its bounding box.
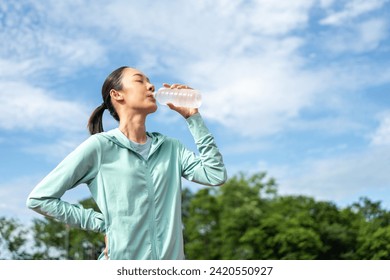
[132,73,150,82]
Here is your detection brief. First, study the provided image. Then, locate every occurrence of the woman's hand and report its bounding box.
[162,83,199,119]
[104,235,108,259]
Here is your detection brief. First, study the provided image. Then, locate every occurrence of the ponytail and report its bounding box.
[87,66,127,135]
[88,103,106,135]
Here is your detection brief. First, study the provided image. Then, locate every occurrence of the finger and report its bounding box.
[163,83,193,90]
[170,83,182,89]
[177,85,193,90]
[167,103,176,110]
[166,103,184,114]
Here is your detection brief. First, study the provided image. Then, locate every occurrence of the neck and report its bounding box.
[118,114,147,144]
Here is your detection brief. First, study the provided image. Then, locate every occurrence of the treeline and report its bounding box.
[1,172,389,259]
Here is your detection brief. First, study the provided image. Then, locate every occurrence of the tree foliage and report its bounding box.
[0,217,31,259]
[182,172,390,260]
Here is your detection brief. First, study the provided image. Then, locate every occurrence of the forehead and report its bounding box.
[123,68,148,80]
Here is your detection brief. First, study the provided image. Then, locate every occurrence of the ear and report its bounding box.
[110,89,124,101]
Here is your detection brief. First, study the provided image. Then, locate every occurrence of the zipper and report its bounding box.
[144,158,159,259]
[127,133,164,259]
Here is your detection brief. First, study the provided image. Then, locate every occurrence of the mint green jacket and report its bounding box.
[26,113,227,260]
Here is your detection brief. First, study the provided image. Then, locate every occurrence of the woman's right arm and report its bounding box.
[26,136,105,233]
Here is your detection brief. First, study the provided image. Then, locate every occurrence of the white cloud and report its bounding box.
[320,0,388,26]
[370,112,390,146]
[193,54,322,137]
[0,59,41,81]
[358,19,388,50]
[222,139,271,156]
[67,0,317,64]
[0,81,88,132]
[324,18,388,53]
[289,116,364,135]
[22,134,89,163]
[319,0,336,8]
[0,0,107,77]
[0,176,41,222]
[243,0,315,35]
[65,1,323,138]
[38,34,107,75]
[262,147,390,208]
[83,0,387,138]
[0,0,389,140]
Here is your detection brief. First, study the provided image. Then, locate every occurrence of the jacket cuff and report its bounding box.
[186,113,211,140]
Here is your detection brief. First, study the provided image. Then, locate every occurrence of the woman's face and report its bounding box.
[115,67,157,114]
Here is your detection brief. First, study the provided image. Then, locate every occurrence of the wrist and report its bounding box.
[185,109,199,119]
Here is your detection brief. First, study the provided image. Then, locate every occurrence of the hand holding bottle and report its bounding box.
[157,83,199,119]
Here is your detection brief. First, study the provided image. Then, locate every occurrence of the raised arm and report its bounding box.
[180,113,227,186]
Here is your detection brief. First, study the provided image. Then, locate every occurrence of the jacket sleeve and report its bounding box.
[26,136,105,233]
[180,113,227,186]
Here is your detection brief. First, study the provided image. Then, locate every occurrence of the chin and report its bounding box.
[148,104,158,114]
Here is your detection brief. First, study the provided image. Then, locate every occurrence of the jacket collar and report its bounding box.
[99,128,166,156]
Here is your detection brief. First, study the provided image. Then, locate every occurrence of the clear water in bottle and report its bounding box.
[154,88,202,108]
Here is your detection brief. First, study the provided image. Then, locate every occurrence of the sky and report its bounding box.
[0,0,390,225]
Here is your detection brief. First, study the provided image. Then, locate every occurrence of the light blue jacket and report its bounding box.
[26,113,227,260]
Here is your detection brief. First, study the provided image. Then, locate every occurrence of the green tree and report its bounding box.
[311,202,360,259]
[352,197,390,259]
[183,187,221,259]
[184,172,278,259]
[183,172,390,260]
[218,172,277,259]
[262,196,324,259]
[0,217,31,259]
[357,226,390,259]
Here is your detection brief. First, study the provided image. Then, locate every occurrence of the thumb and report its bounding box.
[167,103,176,110]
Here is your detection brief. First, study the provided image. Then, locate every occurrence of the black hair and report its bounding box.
[87,66,128,135]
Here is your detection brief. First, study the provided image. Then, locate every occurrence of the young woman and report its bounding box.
[26,66,227,260]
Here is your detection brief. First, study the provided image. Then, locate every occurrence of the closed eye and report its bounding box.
[132,73,150,83]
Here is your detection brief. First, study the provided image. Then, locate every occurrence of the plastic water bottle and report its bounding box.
[154,88,202,108]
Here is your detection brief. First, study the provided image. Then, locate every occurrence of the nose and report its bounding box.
[147,82,155,92]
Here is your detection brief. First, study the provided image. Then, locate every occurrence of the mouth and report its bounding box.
[146,93,156,102]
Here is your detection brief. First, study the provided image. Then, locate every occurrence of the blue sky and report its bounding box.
[1,0,390,224]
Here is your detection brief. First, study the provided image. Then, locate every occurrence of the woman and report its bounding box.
[26,66,227,260]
